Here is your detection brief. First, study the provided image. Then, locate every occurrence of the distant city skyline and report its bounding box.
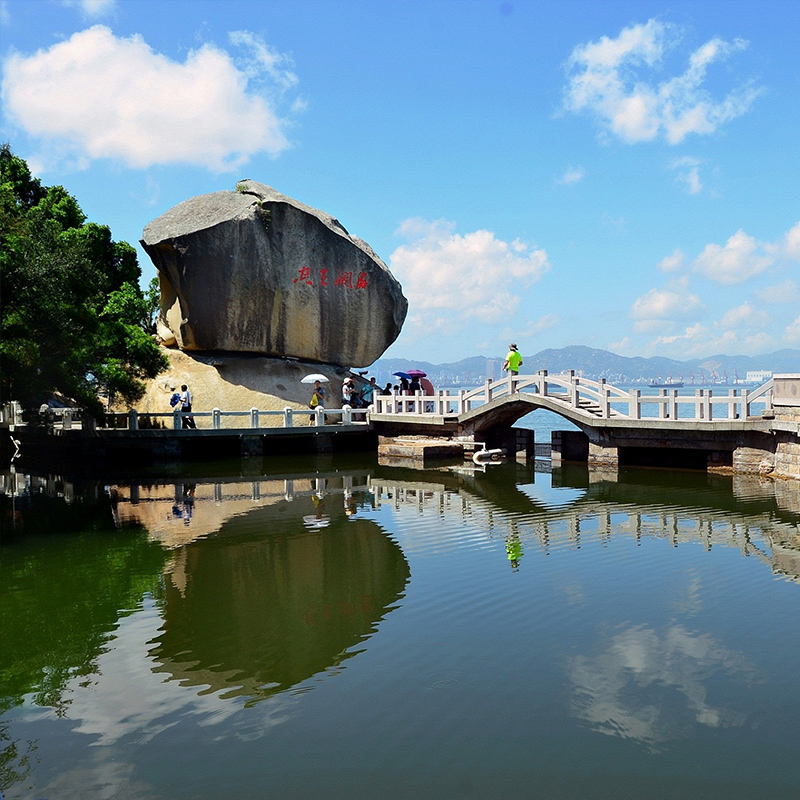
[1,0,798,363]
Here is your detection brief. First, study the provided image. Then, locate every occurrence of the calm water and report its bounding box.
[2,413,799,799]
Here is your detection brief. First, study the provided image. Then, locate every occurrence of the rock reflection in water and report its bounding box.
[111,477,410,704]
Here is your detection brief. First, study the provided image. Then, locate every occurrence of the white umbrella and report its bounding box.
[300,373,330,384]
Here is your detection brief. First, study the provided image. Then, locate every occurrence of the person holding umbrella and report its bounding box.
[309,379,326,420]
[393,372,411,394]
[301,373,329,422]
[407,368,430,409]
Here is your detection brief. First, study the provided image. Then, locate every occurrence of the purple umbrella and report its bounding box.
[406,369,427,378]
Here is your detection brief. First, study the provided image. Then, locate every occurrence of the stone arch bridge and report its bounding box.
[370,371,799,476]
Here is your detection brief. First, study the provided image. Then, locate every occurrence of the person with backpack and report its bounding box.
[179,384,196,428]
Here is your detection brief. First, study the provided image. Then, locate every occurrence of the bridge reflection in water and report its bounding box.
[368,467,800,584]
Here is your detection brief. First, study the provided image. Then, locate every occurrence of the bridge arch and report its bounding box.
[457,393,591,436]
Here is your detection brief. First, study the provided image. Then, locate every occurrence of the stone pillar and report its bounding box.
[764,375,799,480]
[513,428,535,461]
[707,450,734,473]
[551,430,589,464]
[588,441,619,467]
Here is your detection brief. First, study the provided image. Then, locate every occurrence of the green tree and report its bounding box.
[0,144,168,414]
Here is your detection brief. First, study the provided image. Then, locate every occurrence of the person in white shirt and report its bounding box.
[179,384,196,429]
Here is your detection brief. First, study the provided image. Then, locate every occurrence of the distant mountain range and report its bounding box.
[367,346,799,386]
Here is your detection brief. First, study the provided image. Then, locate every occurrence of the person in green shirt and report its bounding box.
[503,343,523,392]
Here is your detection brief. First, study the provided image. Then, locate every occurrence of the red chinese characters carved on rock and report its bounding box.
[293,267,368,289]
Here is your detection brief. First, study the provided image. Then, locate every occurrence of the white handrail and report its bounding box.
[34,374,776,431]
[99,406,370,431]
[370,373,775,424]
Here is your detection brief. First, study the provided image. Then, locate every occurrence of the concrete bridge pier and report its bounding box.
[481,427,536,461]
[551,430,621,469]
[588,440,619,468]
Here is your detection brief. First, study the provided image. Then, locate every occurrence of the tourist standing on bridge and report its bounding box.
[179,384,196,429]
[309,380,326,422]
[503,344,523,392]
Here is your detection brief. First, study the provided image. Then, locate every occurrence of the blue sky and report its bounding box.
[2,0,798,364]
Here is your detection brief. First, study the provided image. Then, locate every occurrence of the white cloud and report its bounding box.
[783,220,800,261]
[520,314,560,336]
[652,323,742,354]
[693,229,776,284]
[569,623,754,749]
[742,331,776,352]
[563,19,760,144]
[389,218,550,326]
[631,285,704,322]
[1,26,298,171]
[62,0,116,17]
[671,156,702,194]
[61,0,117,19]
[0,1,10,26]
[658,248,685,272]
[644,315,783,358]
[757,278,800,305]
[228,29,298,91]
[718,301,768,330]
[607,336,632,354]
[556,166,585,185]
[785,315,800,344]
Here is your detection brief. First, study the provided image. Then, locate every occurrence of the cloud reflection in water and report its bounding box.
[569,622,760,751]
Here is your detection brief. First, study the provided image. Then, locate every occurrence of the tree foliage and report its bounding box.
[0,144,168,414]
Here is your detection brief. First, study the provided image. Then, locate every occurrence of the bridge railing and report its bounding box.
[371,370,774,423]
[97,406,370,431]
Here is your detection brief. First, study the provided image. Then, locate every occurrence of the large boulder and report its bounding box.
[141,180,407,368]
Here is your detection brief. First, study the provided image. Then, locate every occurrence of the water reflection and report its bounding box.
[109,475,410,704]
[365,462,799,753]
[2,459,799,798]
[368,463,800,583]
[568,622,758,751]
[0,473,167,715]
